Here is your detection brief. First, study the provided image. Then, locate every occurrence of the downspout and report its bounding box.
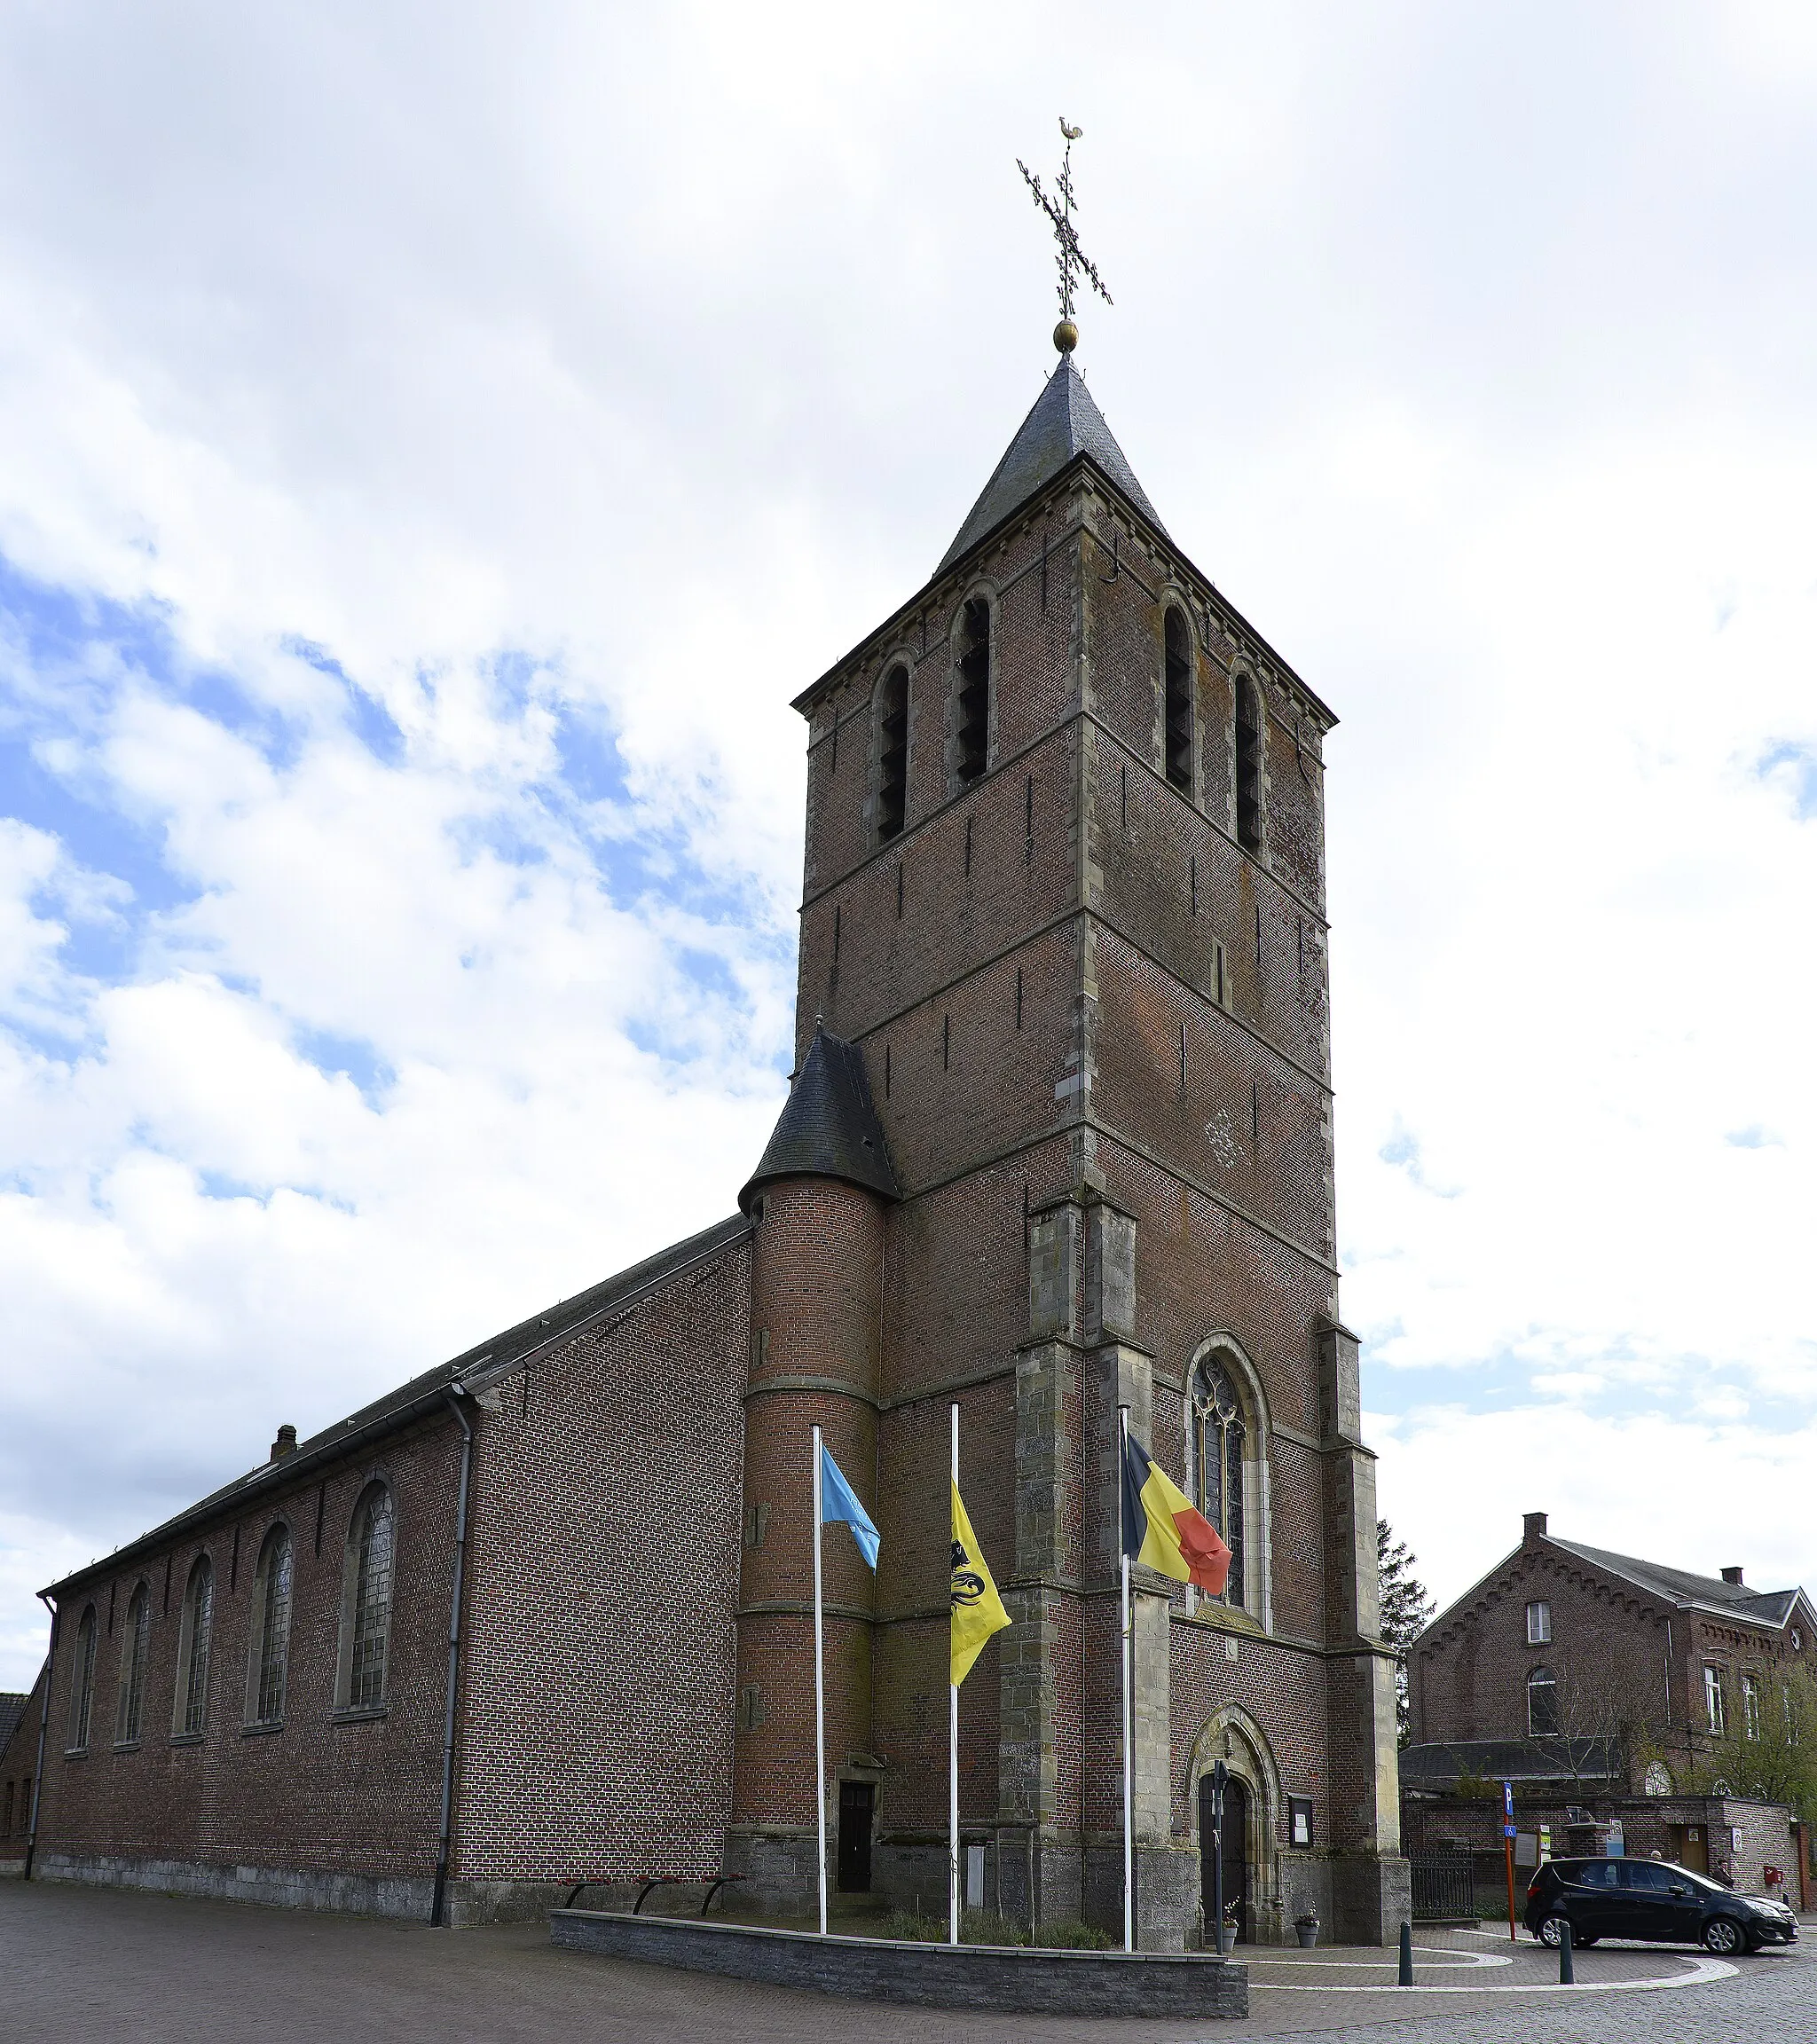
[24,1592,57,1880]
[430,1391,475,1927]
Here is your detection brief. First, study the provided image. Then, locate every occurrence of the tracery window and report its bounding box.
[67,1606,97,1752]
[1163,607,1193,792]
[1192,1356,1247,1608]
[176,1557,214,1738]
[344,1485,396,1710]
[1526,1664,1559,1736]
[1234,673,1263,854]
[954,599,991,785]
[877,664,908,842]
[248,1526,294,1726]
[114,1584,150,1745]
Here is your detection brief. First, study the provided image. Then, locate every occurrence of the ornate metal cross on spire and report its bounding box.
[1018,116,1113,355]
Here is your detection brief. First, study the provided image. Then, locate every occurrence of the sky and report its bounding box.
[2,0,1815,1688]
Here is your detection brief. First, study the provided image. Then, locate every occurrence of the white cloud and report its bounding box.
[2,2,1817,1683]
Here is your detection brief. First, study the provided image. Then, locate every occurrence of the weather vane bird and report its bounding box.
[1018,116,1113,354]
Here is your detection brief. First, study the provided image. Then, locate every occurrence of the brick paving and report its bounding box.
[6,1883,1809,2042]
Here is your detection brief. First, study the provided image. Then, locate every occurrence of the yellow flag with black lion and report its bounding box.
[950,1482,1011,1686]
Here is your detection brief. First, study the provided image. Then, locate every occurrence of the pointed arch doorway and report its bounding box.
[1198,1771,1251,1944]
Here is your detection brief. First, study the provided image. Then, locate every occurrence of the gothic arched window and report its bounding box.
[1234,672,1263,854]
[1527,1664,1559,1736]
[877,664,908,843]
[67,1606,97,1752]
[1192,1356,1247,1608]
[1163,607,1193,792]
[340,1484,396,1710]
[114,1583,150,1745]
[954,598,991,785]
[248,1526,294,1726]
[176,1557,214,1738]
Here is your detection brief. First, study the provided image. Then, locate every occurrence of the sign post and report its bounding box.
[1502,1781,1518,1942]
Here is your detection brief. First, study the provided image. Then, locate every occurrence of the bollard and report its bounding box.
[1558,1918,1574,1985]
[1398,1921,1413,1986]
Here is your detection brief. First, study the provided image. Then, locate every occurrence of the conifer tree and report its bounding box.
[1378,1519,1435,1748]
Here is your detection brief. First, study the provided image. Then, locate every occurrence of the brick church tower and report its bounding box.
[729,344,1406,1946]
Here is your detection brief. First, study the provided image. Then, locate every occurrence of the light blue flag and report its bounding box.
[820,1443,880,1569]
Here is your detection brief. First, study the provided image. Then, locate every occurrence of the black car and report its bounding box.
[1524,1856,1800,1955]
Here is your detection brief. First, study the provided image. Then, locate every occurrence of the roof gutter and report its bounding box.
[429,1390,475,1927]
[25,1593,56,1879]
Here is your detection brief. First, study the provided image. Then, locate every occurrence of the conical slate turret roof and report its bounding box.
[936,353,1166,575]
[739,1026,899,1213]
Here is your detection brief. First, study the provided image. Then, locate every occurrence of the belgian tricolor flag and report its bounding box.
[1121,1434,1231,1593]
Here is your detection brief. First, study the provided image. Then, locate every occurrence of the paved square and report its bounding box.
[3,1883,1809,2042]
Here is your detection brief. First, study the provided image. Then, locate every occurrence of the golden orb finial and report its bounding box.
[1053,318,1079,353]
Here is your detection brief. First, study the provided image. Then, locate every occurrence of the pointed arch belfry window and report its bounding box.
[1234,672,1263,854]
[877,663,908,843]
[1164,607,1193,792]
[1192,1356,1247,1608]
[954,598,991,785]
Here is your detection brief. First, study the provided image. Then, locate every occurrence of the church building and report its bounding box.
[19,332,1406,1948]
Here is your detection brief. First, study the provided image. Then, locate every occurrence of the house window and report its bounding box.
[1526,1664,1559,1736]
[114,1585,150,1746]
[1704,1665,1727,1735]
[1234,673,1264,854]
[1163,607,1193,792]
[248,1526,294,1726]
[876,664,908,842]
[1525,1600,1552,1646]
[954,599,991,785]
[343,1485,395,1710]
[175,1557,213,1738]
[67,1607,97,1752]
[1191,1356,1247,1608]
[1742,1673,1761,1741]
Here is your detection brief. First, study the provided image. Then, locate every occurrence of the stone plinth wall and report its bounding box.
[550,1910,1249,2016]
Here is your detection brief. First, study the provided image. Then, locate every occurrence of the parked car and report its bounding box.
[1524,1857,1800,1955]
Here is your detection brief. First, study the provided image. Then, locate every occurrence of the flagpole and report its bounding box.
[1118,1403,1134,1954]
[812,1422,828,1938]
[948,1399,961,1946]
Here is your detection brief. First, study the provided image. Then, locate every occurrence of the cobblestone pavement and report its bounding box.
[3,1881,1809,2042]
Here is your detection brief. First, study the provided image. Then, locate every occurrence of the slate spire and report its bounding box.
[739,1024,900,1214]
[936,353,1166,576]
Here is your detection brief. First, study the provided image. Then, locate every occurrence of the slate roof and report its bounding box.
[935,353,1167,576]
[1400,1738,1619,1788]
[740,1026,899,1213]
[1548,1539,1804,1627]
[0,1691,28,1756]
[43,1212,751,1597]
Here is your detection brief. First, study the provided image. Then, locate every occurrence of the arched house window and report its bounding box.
[246,1525,295,1727]
[114,1582,151,1746]
[67,1605,98,1753]
[1162,604,1194,793]
[1527,1664,1560,1737]
[174,1556,214,1739]
[1187,1341,1271,1625]
[336,1483,396,1712]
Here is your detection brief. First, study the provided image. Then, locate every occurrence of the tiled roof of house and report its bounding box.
[1549,1539,1802,1626]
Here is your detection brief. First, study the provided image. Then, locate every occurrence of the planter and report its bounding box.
[1294,1920,1320,1949]
[1217,1928,1237,1955]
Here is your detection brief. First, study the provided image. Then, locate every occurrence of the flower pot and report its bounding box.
[1217,1928,1237,1955]
[1295,1921,1320,1948]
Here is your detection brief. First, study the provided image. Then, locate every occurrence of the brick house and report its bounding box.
[1404,1510,1815,1905]
[18,342,1404,1946]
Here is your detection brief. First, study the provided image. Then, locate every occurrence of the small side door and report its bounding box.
[1616,1860,1681,1942]
[1564,1859,1623,1938]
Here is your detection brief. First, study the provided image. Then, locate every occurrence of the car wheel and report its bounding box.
[1702,1917,1745,1955]
[1538,1916,1569,1948]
